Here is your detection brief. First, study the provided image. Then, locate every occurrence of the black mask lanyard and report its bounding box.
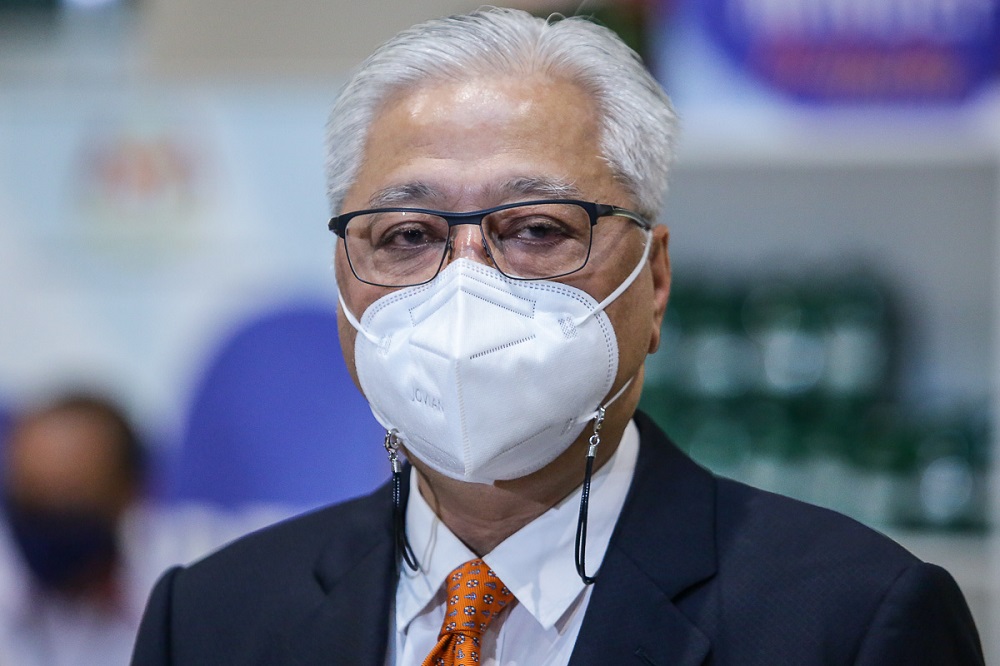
[385,430,420,572]
[574,406,604,585]
[387,406,606,585]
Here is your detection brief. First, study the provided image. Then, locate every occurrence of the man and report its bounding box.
[132,8,984,665]
[0,394,146,665]
[0,393,277,665]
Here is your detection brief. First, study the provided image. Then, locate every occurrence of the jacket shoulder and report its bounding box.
[714,475,917,571]
[629,412,982,663]
[144,484,395,664]
[182,483,383,564]
[707,479,981,662]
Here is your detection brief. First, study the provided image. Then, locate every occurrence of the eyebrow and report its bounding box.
[366,176,584,209]
[367,182,438,208]
[489,176,583,201]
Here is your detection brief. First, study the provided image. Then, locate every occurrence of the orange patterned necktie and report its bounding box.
[421,559,515,666]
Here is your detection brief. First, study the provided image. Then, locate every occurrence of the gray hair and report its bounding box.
[324,7,677,220]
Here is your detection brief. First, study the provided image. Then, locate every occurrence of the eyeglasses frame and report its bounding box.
[328,198,651,288]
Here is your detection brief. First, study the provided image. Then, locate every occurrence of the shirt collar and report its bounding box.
[395,419,639,632]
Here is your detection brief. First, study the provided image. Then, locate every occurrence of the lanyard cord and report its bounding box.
[388,376,630,581]
[573,371,634,585]
[574,406,605,585]
[385,430,420,572]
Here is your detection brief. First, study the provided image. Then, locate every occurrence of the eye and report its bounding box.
[489,206,584,248]
[367,213,448,251]
[381,224,432,247]
[509,217,568,241]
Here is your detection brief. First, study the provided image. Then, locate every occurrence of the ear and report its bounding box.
[646,224,671,354]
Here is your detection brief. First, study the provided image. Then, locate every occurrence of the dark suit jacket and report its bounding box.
[131,412,984,665]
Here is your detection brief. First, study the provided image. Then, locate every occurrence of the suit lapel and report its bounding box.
[570,412,717,666]
[568,548,711,666]
[269,481,403,665]
[265,417,715,665]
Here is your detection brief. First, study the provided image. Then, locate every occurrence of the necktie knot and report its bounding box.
[421,559,514,666]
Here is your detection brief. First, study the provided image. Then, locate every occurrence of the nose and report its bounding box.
[445,223,494,267]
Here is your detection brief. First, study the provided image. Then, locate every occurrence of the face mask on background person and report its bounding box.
[3,497,119,594]
[339,229,651,484]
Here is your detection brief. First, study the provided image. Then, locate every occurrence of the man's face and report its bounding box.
[336,74,669,410]
[4,409,133,521]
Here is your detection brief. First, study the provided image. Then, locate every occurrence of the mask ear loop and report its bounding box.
[385,429,420,572]
[573,231,651,584]
[573,228,653,327]
[338,289,380,345]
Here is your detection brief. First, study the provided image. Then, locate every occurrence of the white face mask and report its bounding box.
[339,231,651,484]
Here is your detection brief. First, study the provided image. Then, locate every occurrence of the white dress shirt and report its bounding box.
[390,419,639,665]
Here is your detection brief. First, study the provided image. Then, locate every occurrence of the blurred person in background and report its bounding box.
[0,392,272,665]
[0,393,146,664]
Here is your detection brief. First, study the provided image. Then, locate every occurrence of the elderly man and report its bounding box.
[132,8,983,665]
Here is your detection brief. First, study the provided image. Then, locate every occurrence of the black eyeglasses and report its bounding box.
[329,198,649,288]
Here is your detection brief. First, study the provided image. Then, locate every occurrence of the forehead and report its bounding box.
[343,74,619,211]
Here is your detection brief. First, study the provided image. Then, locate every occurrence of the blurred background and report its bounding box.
[0,0,997,662]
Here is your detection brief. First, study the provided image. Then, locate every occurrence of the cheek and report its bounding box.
[335,244,394,396]
[337,306,364,395]
[333,242,352,291]
[334,242,383,321]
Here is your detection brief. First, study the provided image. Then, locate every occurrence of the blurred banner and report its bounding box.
[685,0,1000,103]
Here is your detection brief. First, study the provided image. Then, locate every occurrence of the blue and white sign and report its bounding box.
[692,0,1000,102]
